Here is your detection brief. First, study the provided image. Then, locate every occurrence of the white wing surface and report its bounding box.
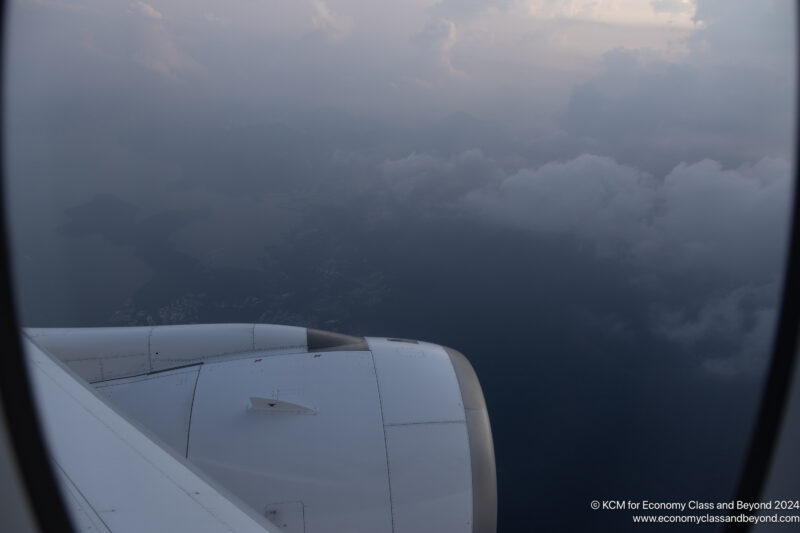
[24,335,279,533]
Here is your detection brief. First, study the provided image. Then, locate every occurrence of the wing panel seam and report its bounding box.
[370,350,396,533]
[185,365,203,458]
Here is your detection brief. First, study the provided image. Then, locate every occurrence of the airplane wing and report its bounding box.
[24,334,280,533]
[24,324,497,533]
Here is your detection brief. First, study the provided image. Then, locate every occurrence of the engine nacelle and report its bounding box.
[28,325,496,533]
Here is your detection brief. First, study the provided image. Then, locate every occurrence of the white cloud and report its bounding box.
[128,1,162,20]
[651,0,694,15]
[434,18,462,76]
[464,154,790,279]
[528,0,698,28]
[126,2,198,76]
[311,0,353,40]
[560,2,795,168]
[380,147,789,376]
[132,25,197,76]
[412,17,465,77]
[640,158,790,283]
[463,154,657,255]
[458,152,789,376]
[203,12,228,27]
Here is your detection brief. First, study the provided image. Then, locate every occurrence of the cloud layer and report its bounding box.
[4,2,794,530]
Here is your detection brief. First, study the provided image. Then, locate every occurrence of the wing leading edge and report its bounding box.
[23,334,280,533]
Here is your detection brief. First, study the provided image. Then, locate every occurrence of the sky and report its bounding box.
[3,0,796,531]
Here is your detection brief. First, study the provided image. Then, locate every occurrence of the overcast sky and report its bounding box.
[6,0,793,372]
[3,0,796,530]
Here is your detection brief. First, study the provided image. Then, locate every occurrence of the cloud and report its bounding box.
[463,154,657,255]
[560,2,794,172]
[654,283,777,377]
[640,158,790,281]
[5,0,791,380]
[126,2,198,76]
[375,148,789,380]
[413,17,464,77]
[650,0,694,15]
[464,154,790,278]
[457,152,789,376]
[381,149,789,285]
[528,0,598,20]
[528,0,698,27]
[381,149,500,202]
[690,0,793,69]
[311,0,353,40]
[127,1,162,20]
[431,0,514,20]
[203,12,229,27]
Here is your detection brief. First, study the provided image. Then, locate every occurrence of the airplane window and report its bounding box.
[2,0,796,531]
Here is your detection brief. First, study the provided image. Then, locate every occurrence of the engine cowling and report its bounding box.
[28,325,496,533]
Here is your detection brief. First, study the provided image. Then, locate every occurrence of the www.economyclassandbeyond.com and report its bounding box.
[589,500,800,525]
